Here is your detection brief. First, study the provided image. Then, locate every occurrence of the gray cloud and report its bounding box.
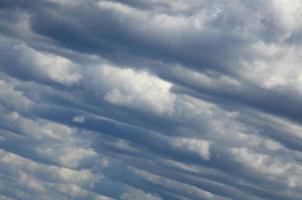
[1,0,302,199]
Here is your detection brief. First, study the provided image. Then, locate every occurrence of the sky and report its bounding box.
[0,0,302,199]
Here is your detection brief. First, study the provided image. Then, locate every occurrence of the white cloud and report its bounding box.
[3,111,98,168]
[15,44,81,85]
[240,41,302,93]
[18,171,46,192]
[120,190,162,200]
[271,0,302,33]
[231,147,302,188]
[171,137,211,160]
[0,80,31,110]
[38,146,97,168]
[97,0,200,39]
[130,167,220,200]
[0,147,106,200]
[0,149,99,185]
[86,65,175,114]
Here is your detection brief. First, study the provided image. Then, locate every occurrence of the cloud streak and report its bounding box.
[1,0,302,199]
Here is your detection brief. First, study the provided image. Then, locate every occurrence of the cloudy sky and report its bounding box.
[1,0,302,199]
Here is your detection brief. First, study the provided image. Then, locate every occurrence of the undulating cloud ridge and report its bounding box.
[0,0,302,199]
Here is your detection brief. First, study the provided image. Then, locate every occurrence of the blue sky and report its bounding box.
[0,0,302,199]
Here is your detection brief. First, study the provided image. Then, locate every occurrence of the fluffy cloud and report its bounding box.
[10,44,81,85]
[85,65,174,114]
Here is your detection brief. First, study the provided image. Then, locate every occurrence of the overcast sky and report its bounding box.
[1,0,302,199]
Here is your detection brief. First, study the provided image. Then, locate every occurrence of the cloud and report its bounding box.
[85,65,174,114]
[170,137,211,160]
[1,0,302,199]
[73,115,86,123]
[0,80,31,110]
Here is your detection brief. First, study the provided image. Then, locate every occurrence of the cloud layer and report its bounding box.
[1,0,302,199]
